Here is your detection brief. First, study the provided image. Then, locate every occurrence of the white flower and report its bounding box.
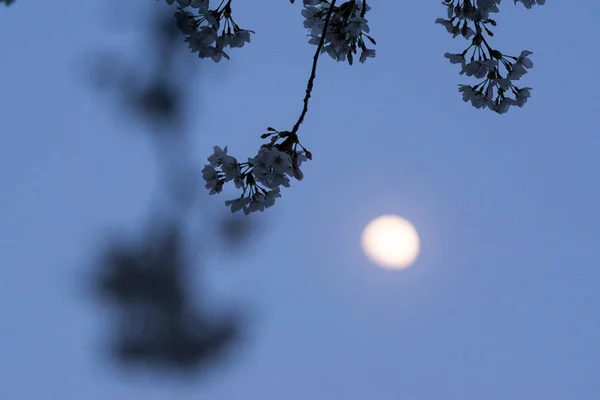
[231,174,244,189]
[198,26,217,46]
[435,18,455,35]
[302,6,324,36]
[216,34,229,49]
[359,48,376,63]
[221,155,241,181]
[207,146,228,167]
[262,171,291,190]
[461,59,497,79]
[201,9,220,28]
[508,64,527,80]
[493,101,510,114]
[229,30,253,48]
[508,50,533,80]
[248,154,268,179]
[444,52,466,69]
[202,165,223,194]
[242,188,281,214]
[514,0,546,9]
[458,25,476,39]
[199,46,230,62]
[244,193,266,214]
[269,149,293,175]
[516,51,534,68]
[302,6,320,22]
[295,151,308,167]
[323,43,348,62]
[225,197,251,213]
[498,78,512,91]
[246,148,289,189]
[185,34,203,54]
[185,27,224,56]
[263,188,281,208]
[458,84,475,102]
[346,17,370,38]
[484,84,495,105]
[477,0,500,14]
[251,146,274,166]
[491,98,517,114]
[515,87,532,107]
[458,85,487,109]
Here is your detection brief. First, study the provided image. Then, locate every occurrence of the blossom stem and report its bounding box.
[290,0,337,135]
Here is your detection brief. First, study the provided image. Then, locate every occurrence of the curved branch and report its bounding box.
[291,0,337,135]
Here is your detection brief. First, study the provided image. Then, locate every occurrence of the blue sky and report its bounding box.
[1,1,599,399]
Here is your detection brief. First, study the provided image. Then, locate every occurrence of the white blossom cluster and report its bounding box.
[160,0,254,62]
[302,0,376,64]
[202,0,376,213]
[0,0,553,217]
[436,0,544,113]
[202,129,312,214]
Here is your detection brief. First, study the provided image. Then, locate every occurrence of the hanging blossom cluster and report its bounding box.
[202,130,312,214]
[2,0,550,213]
[160,0,254,62]
[192,0,376,214]
[302,0,376,64]
[436,0,545,114]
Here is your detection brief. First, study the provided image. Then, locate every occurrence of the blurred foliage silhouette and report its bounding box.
[97,220,242,373]
[89,3,252,376]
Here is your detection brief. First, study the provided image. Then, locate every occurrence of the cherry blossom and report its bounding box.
[437,0,543,114]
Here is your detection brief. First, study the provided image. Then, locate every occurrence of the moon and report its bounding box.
[361,215,420,269]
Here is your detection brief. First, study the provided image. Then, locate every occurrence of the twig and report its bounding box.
[290,0,337,135]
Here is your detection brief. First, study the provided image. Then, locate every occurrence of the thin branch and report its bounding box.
[290,0,337,135]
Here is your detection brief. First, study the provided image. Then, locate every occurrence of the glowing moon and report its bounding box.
[361,215,420,269]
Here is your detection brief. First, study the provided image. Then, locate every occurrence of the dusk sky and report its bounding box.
[1,1,599,399]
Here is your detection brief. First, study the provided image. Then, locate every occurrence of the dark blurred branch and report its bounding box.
[98,222,240,371]
[89,3,251,375]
